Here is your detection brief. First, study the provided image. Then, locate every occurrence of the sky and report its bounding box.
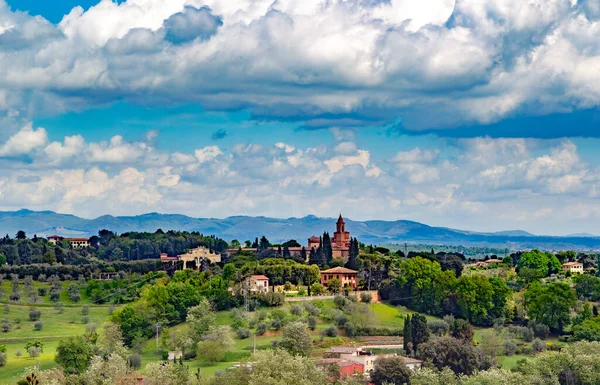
[1,0,600,235]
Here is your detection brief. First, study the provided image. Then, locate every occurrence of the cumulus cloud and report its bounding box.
[0,0,599,135]
[0,124,48,157]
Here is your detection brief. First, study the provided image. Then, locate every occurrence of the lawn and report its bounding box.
[497,354,528,369]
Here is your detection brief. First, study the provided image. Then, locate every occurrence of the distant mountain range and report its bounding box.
[1,209,600,251]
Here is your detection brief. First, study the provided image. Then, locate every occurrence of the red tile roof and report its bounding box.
[321,267,358,274]
[251,275,269,281]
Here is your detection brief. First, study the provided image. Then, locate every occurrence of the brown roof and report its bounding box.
[563,262,583,266]
[309,236,320,241]
[485,259,503,263]
[316,358,360,368]
[401,356,423,365]
[66,238,89,242]
[251,275,269,281]
[321,267,358,274]
[47,235,62,239]
[326,347,360,354]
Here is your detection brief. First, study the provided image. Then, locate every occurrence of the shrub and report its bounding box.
[1,318,11,333]
[531,338,547,352]
[81,305,89,316]
[270,318,282,331]
[50,291,60,302]
[236,328,251,339]
[3,304,8,314]
[323,326,338,337]
[428,320,450,336]
[360,293,372,303]
[29,308,41,322]
[259,292,285,307]
[529,321,550,339]
[0,352,6,367]
[109,305,116,315]
[522,328,534,342]
[38,288,47,296]
[311,283,325,295]
[55,302,65,314]
[9,292,20,302]
[307,316,317,331]
[344,322,356,337]
[34,321,43,331]
[504,340,518,356]
[256,322,267,335]
[27,346,41,358]
[304,303,320,316]
[81,316,89,324]
[334,295,349,310]
[15,350,21,358]
[334,313,349,327]
[128,354,142,369]
[290,304,303,316]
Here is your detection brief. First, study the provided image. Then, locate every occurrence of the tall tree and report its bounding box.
[259,236,270,252]
[403,314,412,355]
[371,356,411,385]
[300,247,307,262]
[322,232,333,267]
[15,230,26,240]
[411,314,430,353]
[346,238,359,270]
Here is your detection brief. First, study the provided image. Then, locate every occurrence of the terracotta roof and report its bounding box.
[485,259,503,263]
[47,235,62,239]
[321,267,358,274]
[251,275,269,281]
[309,236,320,241]
[66,238,89,242]
[563,262,583,266]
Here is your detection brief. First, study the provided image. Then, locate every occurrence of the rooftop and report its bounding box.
[325,347,360,354]
[316,358,359,368]
[321,267,358,274]
[563,262,583,266]
[251,275,269,281]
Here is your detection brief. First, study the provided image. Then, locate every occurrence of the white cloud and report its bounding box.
[44,135,85,163]
[0,123,48,157]
[194,146,222,164]
[86,135,148,163]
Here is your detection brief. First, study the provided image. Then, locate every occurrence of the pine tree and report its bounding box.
[322,232,333,267]
[259,236,270,251]
[403,314,412,355]
[309,247,319,266]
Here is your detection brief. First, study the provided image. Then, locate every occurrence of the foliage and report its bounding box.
[55,336,94,374]
[82,353,130,385]
[524,282,577,333]
[419,337,484,375]
[516,250,562,281]
[279,321,312,356]
[371,356,411,385]
[186,298,216,340]
[428,319,450,336]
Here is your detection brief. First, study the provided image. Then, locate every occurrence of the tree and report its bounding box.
[0,253,6,266]
[516,250,562,281]
[418,337,482,375]
[144,361,190,385]
[346,238,359,270]
[42,251,56,265]
[524,282,577,333]
[411,313,429,353]
[97,321,126,356]
[55,336,94,374]
[450,318,474,342]
[186,298,216,340]
[371,356,411,385]
[15,230,26,240]
[82,353,130,385]
[322,232,333,267]
[403,314,412,354]
[279,321,312,356]
[572,317,600,341]
[327,278,342,293]
[259,236,271,252]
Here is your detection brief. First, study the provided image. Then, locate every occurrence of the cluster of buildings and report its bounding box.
[317,346,422,381]
[160,246,222,268]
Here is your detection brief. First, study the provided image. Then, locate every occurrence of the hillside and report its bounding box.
[1,209,600,250]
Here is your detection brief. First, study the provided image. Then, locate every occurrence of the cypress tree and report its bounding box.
[283,246,291,259]
[403,314,412,355]
[322,232,333,267]
[300,247,307,262]
[411,314,430,354]
[346,238,358,270]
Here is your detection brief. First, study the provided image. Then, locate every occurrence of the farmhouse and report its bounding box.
[47,235,89,249]
[320,266,358,289]
[249,275,269,293]
[563,261,584,274]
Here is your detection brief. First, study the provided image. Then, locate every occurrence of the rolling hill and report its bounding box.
[1,209,600,251]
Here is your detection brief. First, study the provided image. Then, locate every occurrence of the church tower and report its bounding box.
[333,214,350,253]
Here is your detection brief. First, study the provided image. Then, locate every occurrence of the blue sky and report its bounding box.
[1,0,600,235]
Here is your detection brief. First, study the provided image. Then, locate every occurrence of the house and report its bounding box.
[97,272,118,280]
[324,347,422,378]
[159,246,221,270]
[402,356,424,370]
[320,267,358,290]
[249,275,269,293]
[315,358,363,380]
[47,235,89,249]
[563,262,584,274]
[118,374,146,385]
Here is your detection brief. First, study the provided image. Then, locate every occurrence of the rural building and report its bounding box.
[308,214,352,259]
[323,346,422,379]
[160,246,221,270]
[249,275,269,293]
[563,262,584,274]
[47,235,89,248]
[320,266,358,289]
[315,358,363,380]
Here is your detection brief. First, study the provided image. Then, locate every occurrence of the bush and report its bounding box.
[38,288,47,296]
[128,353,142,369]
[55,302,65,314]
[27,346,41,358]
[81,316,89,324]
[270,318,282,331]
[50,291,60,302]
[256,322,267,335]
[9,292,20,302]
[307,316,317,331]
[29,308,41,322]
[334,295,350,310]
[529,321,550,339]
[531,338,547,352]
[236,328,251,339]
[81,305,89,316]
[34,322,43,331]
[344,322,356,337]
[0,352,6,367]
[504,340,517,356]
[290,304,303,316]
[304,303,320,316]
[258,292,285,307]
[428,320,450,336]
[3,304,8,314]
[323,326,338,337]
[334,313,349,327]
[2,318,11,333]
[311,283,325,295]
[360,293,372,303]
[15,350,21,358]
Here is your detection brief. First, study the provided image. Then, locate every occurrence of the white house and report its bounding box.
[249,275,269,293]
